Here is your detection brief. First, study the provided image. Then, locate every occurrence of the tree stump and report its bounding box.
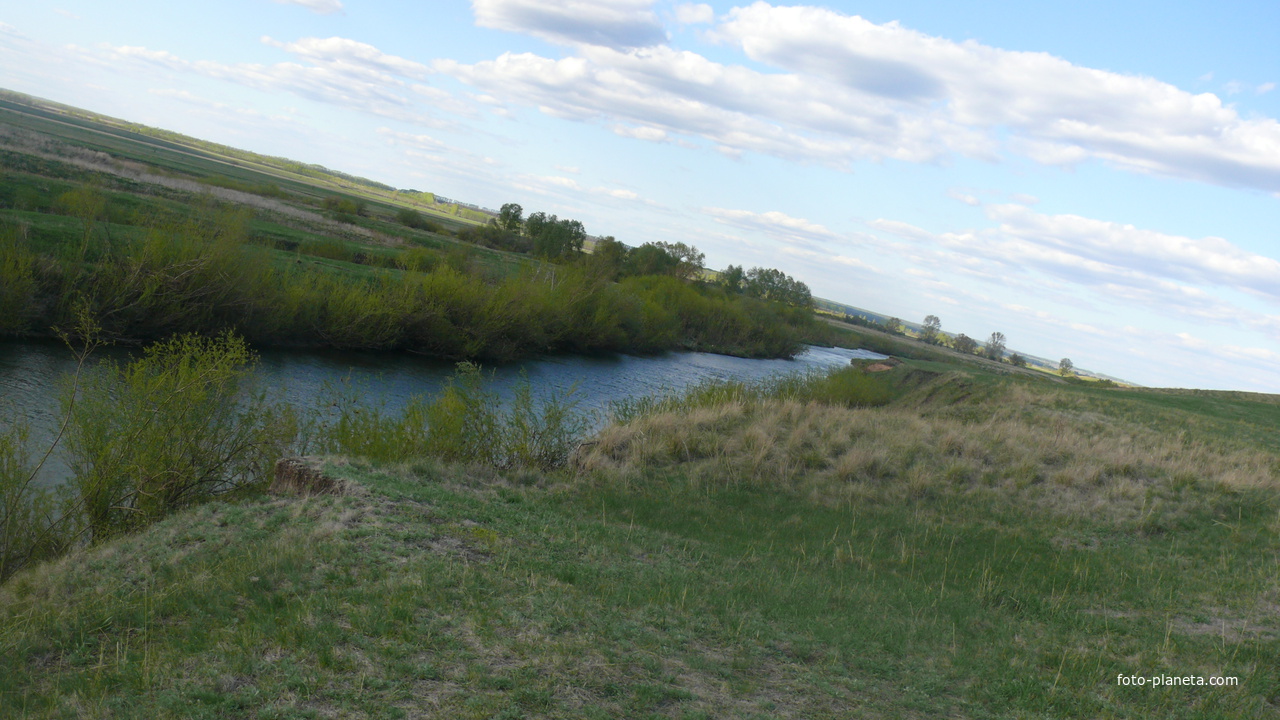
[270,457,344,496]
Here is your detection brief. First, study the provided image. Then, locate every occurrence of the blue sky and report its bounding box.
[3,0,1279,391]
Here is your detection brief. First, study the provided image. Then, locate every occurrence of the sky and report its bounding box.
[2,1,1279,391]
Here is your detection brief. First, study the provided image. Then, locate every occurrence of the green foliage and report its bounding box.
[1059,357,1075,376]
[498,202,523,233]
[200,174,287,198]
[742,266,812,308]
[0,420,68,582]
[312,362,587,471]
[322,195,366,219]
[921,315,941,344]
[525,211,586,261]
[986,331,1007,361]
[0,224,38,335]
[64,331,292,540]
[719,264,745,293]
[582,235,628,281]
[953,333,978,354]
[7,188,820,361]
[395,206,436,232]
[1008,352,1027,367]
[610,365,896,424]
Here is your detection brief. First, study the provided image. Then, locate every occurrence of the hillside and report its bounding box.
[2,358,1276,718]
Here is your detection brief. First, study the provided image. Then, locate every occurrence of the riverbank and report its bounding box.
[3,357,1277,718]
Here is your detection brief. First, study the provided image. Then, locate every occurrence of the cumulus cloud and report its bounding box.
[712,3,1280,191]
[436,45,989,168]
[704,207,841,249]
[675,3,715,25]
[272,0,344,15]
[472,0,665,49]
[439,2,1280,192]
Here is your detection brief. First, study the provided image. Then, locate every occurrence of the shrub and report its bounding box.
[64,332,292,541]
[0,421,68,581]
[310,362,587,471]
[0,225,38,335]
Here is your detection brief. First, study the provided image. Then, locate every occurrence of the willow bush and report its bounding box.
[64,332,293,541]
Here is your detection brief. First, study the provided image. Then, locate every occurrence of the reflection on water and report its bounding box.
[0,340,884,487]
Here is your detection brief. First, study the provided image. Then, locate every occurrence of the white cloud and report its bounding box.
[89,37,475,129]
[263,36,431,80]
[983,204,1280,300]
[272,0,344,15]
[674,3,714,25]
[868,204,1280,342]
[712,3,1280,191]
[472,0,665,49]
[704,207,841,249]
[1258,82,1276,95]
[443,2,1280,192]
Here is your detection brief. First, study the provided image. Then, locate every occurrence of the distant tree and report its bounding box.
[719,264,745,293]
[985,331,1007,361]
[523,212,585,260]
[1008,353,1027,368]
[584,235,628,281]
[498,202,523,233]
[742,267,812,307]
[921,315,941,344]
[1059,358,1074,377]
[953,333,978,354]
[652,241,705,281]
[625,242,682,277]
[883,317,904,335]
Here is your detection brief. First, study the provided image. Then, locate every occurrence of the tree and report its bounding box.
[624,242,681,277]
[719,264,745,293]
[1059,358,1074,377]
[524,212,585,261]
[953,333,978,354]
[523,211,548,238]
[652,241,704,281]
[985,331,1007,361]
[921,315,941,344]
[1008,353,1027,368]
[584,236,628,281]
[883,317,903,335]
[498,203,523,233]
[742,267,812,307]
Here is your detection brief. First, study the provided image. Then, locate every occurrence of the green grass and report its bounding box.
[3,361,1277,718]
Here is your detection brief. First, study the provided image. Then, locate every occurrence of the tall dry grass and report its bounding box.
[576,374,1279,525]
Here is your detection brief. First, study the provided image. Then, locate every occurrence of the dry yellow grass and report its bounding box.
[575,386,1278,524]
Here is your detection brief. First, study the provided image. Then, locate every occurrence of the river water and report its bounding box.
[0,340,884,487]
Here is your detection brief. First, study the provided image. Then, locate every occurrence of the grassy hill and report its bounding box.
[2,358,1276,718]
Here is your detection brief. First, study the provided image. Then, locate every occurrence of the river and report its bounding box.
[0,339,885,487]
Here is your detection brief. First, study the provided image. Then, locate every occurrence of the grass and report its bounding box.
[2,359,1277,718]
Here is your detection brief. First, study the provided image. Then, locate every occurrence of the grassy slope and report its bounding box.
[2,360,1277,719]
[0,95,480,232]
